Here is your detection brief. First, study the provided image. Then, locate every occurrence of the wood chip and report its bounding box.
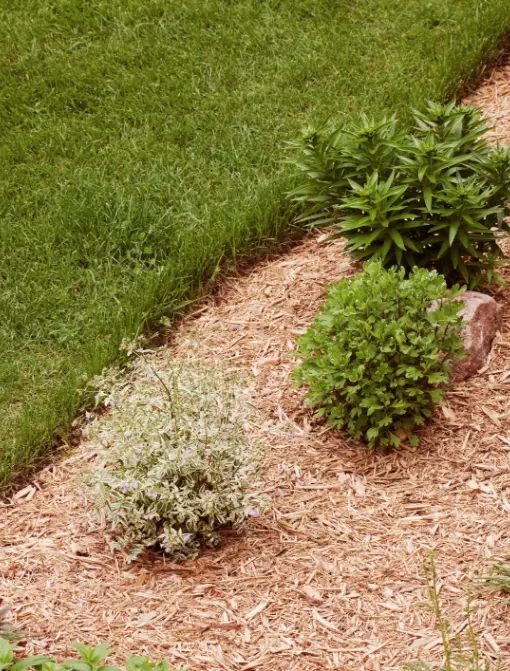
[244,600,269,621]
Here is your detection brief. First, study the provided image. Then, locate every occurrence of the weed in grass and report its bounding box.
[1,0,510,485]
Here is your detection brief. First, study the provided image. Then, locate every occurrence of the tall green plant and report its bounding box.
[289,102,510,288]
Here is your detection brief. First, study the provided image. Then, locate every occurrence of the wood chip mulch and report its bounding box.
[3,61,510,671]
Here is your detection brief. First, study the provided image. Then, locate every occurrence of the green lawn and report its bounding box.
[1,0,510,487]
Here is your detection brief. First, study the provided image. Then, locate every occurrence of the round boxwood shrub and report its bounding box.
[293,262,466,448]
[85,358,262,561]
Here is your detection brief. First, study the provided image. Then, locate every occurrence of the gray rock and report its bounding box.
[451,291,502,382]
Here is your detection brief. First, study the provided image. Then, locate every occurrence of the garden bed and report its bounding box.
[3,63,510,671]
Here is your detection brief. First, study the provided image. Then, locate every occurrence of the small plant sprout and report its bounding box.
[482,561,510,599]
[0,639,173,671]
[404,554,498,671]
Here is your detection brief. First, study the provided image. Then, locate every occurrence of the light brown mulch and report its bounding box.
[465,55,510,142]
[3,64,510,671]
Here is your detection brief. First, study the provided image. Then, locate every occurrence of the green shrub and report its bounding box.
[85,359,262,561]
[0,639,174,671]
[293,262,466,449]
[289,101,510,288]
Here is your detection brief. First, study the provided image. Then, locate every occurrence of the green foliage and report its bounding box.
[293,262,465,449]
[1,0,510,488]
[483,561,510,595]
[85,357,262,560]
[289,101,510,288]
[404,554,496,671]
[0,640,174,671]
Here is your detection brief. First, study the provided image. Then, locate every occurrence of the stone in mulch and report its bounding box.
[453,291,503,382]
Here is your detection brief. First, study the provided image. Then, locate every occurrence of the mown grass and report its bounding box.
[1,0,510,487]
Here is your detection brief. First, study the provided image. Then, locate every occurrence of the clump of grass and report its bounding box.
[1,0,510,486]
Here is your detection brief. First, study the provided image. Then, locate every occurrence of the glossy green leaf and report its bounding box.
[449,221,460,246]
[389,228,406,250]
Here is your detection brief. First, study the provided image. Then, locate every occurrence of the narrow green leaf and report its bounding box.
[12,658,55,671]
[449,221,460,246]
[451,245,460,269]
[389,228,406,250]
[380,236,392,260]
[423,186,433,212]
[458,258,469,283]
[437,238,450,259]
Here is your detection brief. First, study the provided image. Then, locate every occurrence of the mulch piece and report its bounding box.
[3,64,510,671]
[465,55,510,143]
